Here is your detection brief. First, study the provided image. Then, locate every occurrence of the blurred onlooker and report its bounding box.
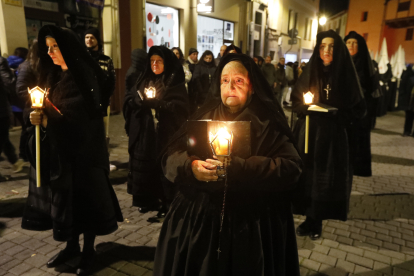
[172,47,192,89]
[192,50,216,107]
[15,41,40,163]
[0,54,23,180]
[7,47,28,70]
[186,48,198,113]
[275,57,287,104]
[214,44,227,66]
[261,56,277,100]
[283,62,295,105]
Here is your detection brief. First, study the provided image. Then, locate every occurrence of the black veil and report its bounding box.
[345,31,380,97]
[292,30,363,111]
[37,25,105,117]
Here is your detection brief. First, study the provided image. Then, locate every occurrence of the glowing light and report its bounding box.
[28,86,46,108]
[144,87,156,98]
[303,91,314,105]
[319,16,327,26]
[209,127,233,156]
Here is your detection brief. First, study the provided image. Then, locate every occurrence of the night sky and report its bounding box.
[319,0,350,17]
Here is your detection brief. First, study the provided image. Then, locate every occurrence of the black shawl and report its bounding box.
[292,30,364,113]
[37,25,105,118]
[345,31,381,98]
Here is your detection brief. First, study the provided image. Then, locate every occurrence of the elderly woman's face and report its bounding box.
[150,54,164,75]
[46,37,67,69]
[220,61,252,113]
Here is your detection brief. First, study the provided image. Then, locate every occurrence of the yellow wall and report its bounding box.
[0,1,28,56]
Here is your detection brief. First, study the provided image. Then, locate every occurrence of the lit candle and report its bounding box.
[144,87,156,98]
[303,92,313,154]
[209,127,232,156]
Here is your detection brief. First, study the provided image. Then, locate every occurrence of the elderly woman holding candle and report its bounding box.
[153,53,302,276]
[123,46,189,219]
[291,30,366,240]
[21,25,123,275]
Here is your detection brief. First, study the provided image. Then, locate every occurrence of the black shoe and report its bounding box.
[296,220,311,236]
[309,222,322,240]
[76,250,96,275]
[47,247,81,268]
[402,132,410,137]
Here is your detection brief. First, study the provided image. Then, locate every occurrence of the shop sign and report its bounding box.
[5,0,22,6]
[64,14,99,30]
[197,0,214,13]
[23,0,59,12]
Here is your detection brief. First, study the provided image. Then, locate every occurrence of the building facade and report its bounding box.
[346,0,414,63]
[321,10,348,38]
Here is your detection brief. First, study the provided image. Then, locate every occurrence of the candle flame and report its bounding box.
[29,86,46,108]
[303,91,314,104]
[209,127,232,156]
[145,87,156,98]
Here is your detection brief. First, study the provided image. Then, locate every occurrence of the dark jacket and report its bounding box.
[275,63,287,94]
[125,49,147,93]
[0,57,14,118]
[261,63,277,87]
[88,49,116,115]
[16,60,38,110]
[192,61,216,106]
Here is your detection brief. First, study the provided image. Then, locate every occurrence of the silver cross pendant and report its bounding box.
[324,84,331,100]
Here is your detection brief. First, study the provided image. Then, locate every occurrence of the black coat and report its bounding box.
[0,57,15,118]
[398,65,414,111]
[123,46,189,206]
[154,54,301,276]
[16,60,38,114]
[192,61,216,106]
[21,26,123,241]
[291,30,365,221]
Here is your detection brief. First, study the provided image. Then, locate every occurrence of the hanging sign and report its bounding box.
[197,0,214,13]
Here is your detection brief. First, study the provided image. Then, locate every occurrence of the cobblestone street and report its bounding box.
[1,111,414,276]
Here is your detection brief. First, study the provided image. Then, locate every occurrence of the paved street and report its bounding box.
[1,111,414,276]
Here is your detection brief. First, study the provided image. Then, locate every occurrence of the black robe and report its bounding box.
[154,54,302,276]
[123,46,189,207]
[377,63,393,117]
[291,30,365,221]
[192,59,217,106]
[345,31,381,177]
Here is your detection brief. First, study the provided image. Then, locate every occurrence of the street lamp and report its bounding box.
[319,16,327,26]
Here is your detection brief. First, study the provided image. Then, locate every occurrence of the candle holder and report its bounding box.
[303,91,314,105]
[209,127,233,178]
[28,86,47,187]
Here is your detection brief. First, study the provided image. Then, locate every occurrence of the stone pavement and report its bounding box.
[1,111,414,276]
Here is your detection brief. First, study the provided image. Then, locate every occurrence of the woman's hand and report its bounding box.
[30,111,48,128]
[191,160,219,182]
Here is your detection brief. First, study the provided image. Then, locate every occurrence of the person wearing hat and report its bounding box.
[186,48,198,113]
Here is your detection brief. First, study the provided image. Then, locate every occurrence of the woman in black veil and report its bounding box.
[22,25,123,275]
[291,30,365,240]
[345,31,381,177]
[154,53,302,275]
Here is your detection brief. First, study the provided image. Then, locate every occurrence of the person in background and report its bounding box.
[291,30,365,240]
[22,25,123,275]
[186,48,198,114]
[84,27,117,171]
[15,41,40,163]
[123,46,189,220]
[192,50,216,108]
[399,65,414,137]
[261,56,277,99]
[214,44,227,66]
[125,49,148,93]
[172,47,192,90]
[283,62,295,106]
[7,47,28,70]
[275,57,287,104]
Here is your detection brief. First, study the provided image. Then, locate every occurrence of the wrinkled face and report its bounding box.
[189,52,198,62]
[346,38,358,56]
[150,55,164,75]
[204,54,213,63]
[220,45,227,57]
[319,37,334,65]
[46,37,67,69]
[220,61,253,113]
[85,34,98,49]
[265,57,272,64]
[173,49,180,59]
[279,58,285,65]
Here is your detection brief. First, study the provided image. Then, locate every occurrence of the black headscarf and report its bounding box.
[38,25,105,117]
[171,47,186,66]
[345,31,380,98]
[199,50,215,68]
[163,53,296,155]
[292,30,363,110]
